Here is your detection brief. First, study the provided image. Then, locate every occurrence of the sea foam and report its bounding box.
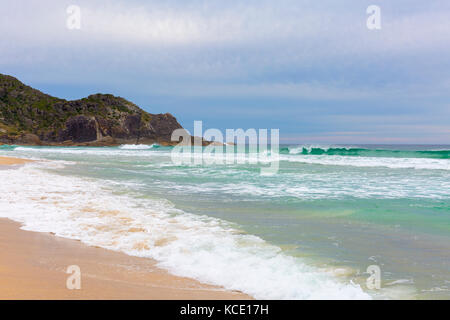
[118,144,159,150]
[0,161,370,300]
[282,154,450,170]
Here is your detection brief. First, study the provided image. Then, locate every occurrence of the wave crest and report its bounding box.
[118,144,160,150]
[280,145,450,159]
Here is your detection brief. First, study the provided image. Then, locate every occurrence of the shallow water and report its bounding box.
[1,144,449,299]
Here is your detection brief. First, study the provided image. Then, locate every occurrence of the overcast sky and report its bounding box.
[1,0,449,143]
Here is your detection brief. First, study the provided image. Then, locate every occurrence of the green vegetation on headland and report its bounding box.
[0,73,184,146]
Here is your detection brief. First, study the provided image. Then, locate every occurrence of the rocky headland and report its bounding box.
[0,74,187,146]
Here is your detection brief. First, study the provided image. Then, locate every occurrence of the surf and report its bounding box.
[0,161,370,300]
[280,145,450,159]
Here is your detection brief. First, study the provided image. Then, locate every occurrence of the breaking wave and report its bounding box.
[280,145,450,159]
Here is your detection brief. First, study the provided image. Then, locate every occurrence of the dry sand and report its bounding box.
[0,156,250,300]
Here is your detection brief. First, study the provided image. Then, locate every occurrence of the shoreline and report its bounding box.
[0,157,250,300]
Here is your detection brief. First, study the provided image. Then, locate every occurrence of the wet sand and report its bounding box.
[0,156,33,166]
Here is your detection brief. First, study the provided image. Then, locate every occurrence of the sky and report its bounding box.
[1,0,449,144]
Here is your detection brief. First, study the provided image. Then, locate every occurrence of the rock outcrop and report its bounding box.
[0,74,185,146]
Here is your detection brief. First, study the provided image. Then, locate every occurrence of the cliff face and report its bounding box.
[0,74,184,146]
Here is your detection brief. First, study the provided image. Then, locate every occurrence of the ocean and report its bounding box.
[0,144,449,299]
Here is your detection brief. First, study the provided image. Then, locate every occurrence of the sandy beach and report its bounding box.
[0,156,249,300]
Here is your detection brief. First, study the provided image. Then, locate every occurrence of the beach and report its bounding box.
[1,145,449,299]
[0,156,249,300]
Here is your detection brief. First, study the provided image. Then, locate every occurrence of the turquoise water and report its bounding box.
[1,144,449,299]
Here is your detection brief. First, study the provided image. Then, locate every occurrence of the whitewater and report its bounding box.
[1,144,449,299]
